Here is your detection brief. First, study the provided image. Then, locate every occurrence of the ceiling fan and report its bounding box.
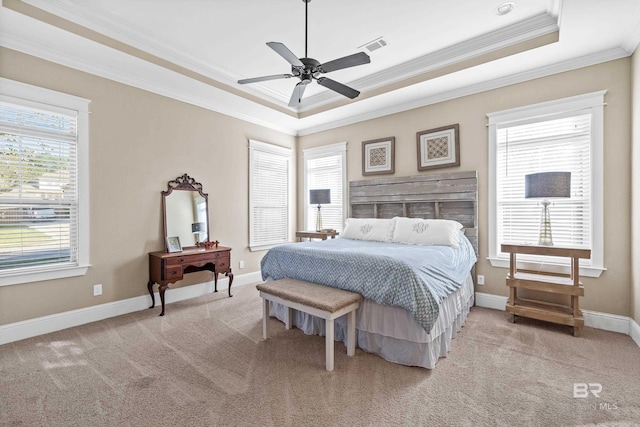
[237,0,371,107]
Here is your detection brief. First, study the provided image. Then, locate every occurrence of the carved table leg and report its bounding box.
[213,272,218,293]
[147,281,155,309]
[227,269,234,297]
[159,284,169,316]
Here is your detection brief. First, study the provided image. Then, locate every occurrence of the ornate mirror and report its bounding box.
[162,174,209,250]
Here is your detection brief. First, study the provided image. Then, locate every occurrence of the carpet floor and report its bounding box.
[1,284,639,426]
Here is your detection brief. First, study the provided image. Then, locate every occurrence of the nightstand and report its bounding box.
[501,243,591,336]
[296,230,339,241]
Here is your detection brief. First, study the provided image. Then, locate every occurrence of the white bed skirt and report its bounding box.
[269,274,474,369]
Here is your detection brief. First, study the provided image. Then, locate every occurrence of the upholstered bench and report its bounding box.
[256,278,363,371]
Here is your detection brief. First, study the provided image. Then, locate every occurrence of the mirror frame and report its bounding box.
[162,174,209,250]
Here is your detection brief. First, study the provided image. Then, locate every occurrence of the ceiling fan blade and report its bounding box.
[238,74,293,84]
[288,82,308,107]
[316,77,360,99]
[319,52,370,73]
[267,42,304,67]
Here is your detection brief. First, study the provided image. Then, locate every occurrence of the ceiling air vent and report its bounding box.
[359,37,387,53]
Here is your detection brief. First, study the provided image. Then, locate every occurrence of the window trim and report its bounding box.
[0,77,90,286]
[248,139,293,251]
[487,91,606,278]
[302,142,347,231]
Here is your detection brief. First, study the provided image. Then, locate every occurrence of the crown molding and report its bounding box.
[621,1,640,54]
[298,13,559,110]
[296,47,629,136]
[0,3,633,137]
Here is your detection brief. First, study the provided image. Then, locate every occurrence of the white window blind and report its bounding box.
[304,143,346,232]
[0,100,79,272]
[488,91,605,277]
[496,113,591,250]
[249,140,292,250]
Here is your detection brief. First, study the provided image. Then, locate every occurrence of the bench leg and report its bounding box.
[326,319,334,372]
[285,306,293,330]
[262,298,270,339]
[347,309,356,357]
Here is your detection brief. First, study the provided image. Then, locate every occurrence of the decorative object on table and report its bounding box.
[191,222,205,244]
[362,137,395,176]
[525,171,571,246]
[203,240,219,249]
[416,124,460,171]
[309,189,331,232]
[166,236,182,253]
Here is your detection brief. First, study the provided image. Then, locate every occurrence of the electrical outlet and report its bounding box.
[477,275,485,285]
[93,284,103,296]
[239,260,245,269]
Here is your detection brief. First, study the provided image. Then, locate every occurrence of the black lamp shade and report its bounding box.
[525,172,571,199]
[191,222,205,233]
[310,189,331,205]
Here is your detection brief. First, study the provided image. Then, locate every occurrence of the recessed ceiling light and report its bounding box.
[496,2,515,16]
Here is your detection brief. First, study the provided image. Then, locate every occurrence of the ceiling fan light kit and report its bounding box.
[237,0,371,107]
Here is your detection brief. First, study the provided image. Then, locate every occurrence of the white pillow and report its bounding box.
[341,218,395,242]
[391,217,463,247]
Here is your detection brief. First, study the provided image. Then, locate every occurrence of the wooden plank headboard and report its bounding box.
[349,171,478,255]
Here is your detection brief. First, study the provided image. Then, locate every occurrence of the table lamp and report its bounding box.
[525,172,571,246]
[309,189,330,232]
[191,222,205,244]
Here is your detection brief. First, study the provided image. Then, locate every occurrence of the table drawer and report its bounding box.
[165,252,215,266]
[163,265,183,281]
[215,255,230,271]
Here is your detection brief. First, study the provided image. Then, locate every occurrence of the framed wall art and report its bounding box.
[416,124,460,171]
[362,137,395,176]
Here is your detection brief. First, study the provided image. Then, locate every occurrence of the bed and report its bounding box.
[261,171,478,369]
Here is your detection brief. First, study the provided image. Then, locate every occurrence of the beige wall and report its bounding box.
[0,46,635,327]
[632,47,640,324]
[0,47,296,326]
[298,58,633,317]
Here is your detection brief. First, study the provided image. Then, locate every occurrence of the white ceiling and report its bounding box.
[1,0,639,136]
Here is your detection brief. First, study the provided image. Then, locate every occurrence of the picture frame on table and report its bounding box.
[166,236,182,253]
[416,124,460,171]
[362,137,395,176]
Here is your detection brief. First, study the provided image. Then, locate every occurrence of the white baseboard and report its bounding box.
[474,292,508,311]
[630,318,640,348]
[0,271,262,346]
[1,283,637,348]
[474,292,640,348]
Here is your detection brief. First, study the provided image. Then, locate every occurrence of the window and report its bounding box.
[488,91,605,277]
[0,78,90,286]
[249,139,293,251]
[303,142,347,232]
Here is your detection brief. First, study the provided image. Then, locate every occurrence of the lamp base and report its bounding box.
[538,200,553,246]
[315,205,322,232]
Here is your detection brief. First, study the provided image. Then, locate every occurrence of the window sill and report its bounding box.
[488,257,605,278]
[0,265,90,287]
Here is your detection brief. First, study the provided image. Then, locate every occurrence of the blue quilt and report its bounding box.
[260,234,477,332]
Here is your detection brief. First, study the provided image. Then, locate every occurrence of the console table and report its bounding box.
[147,246,233,316]
[501,243,591,336]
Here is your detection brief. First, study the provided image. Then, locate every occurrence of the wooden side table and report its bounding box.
[501,243,591,336]
[296,230,339,241]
